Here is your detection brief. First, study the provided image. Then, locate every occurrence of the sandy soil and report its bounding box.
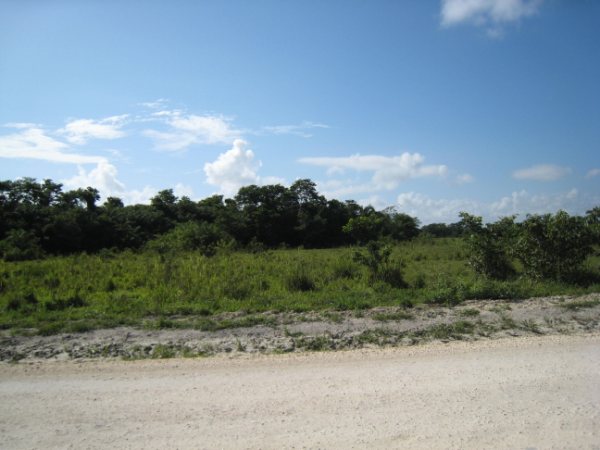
[1,333,599,449]
[1,293,599,361]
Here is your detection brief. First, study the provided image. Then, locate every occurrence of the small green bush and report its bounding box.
[459,213,516,280]
[285,266,316,292]
[6,293,38,312]
[515,211,596,281]
[353,241,407,288]
[45,294,86,311]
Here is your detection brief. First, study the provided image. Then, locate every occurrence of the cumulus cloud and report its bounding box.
[395,188,591,224]
[299,153,447,190]
[397,192,481,224]
[144,111,240,151]
[63,160,126,196]
[59,115,128,145]
[120,186,158,205]
[440,0,544,36]
[204,139,261,195]
[513,164,571,181]
[0,125,105,164]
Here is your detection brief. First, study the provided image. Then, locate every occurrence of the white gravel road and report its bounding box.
[1,333,599,449]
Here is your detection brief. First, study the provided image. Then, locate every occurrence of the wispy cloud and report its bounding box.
[456,173,475,184]
[299,153,447,190]
[586,168,600,179]
[0,125,106,165]
[440,0,544,37]
[144,111,241,151]
[58,115,129,145]
[138,98,169,109]
[260,121,329,138]
[513,164,571,181]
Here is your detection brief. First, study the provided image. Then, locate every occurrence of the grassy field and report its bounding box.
[1,237,599,336]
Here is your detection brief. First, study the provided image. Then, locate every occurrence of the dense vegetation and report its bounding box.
[0,177,598,336]
[0,178,421,259]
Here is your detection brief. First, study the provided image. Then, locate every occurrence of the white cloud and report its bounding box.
[4,122,40,129]
[299,153,447,190]
[116,186,156,205]
[144,112,240,151]
[315,178,378,199]
[513,164,571,181]
[204,139,261,195]
[440,0,543,35]
[261,176,287,186]
[586,168,600,179]
[173,183,194,199]
[396,188,592,224]
[59,115,128,145]
[397,192,481,224]
[0,126,105,164]
[261,121,329,138]
[63,161,125,196]
[139,98,169,109]
[490,188,582,216]
[456,173,475,184]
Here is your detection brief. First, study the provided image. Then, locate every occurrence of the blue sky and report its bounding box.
[1,0,598,223]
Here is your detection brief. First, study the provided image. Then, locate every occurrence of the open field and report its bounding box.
[1,333,599,449]
[1,238,599,337]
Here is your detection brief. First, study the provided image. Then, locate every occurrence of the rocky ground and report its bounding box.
[1,293,599,361]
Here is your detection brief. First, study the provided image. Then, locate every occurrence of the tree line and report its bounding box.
[0,177,426,260]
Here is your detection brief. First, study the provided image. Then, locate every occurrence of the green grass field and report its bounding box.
[1,237,599,335]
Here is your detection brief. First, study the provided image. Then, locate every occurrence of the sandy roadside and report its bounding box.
[1,333,599,449]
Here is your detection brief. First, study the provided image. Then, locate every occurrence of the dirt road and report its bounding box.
[1,334,599,449]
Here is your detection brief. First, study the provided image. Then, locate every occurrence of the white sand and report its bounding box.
[1,333,599,449]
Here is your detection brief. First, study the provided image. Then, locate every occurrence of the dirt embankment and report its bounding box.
[1,293,599,361]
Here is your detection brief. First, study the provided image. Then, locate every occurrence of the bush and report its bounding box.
[146,221,232,257]
[459,213,516,280]
[0,229,44,261]
[353,241,407,288]
[45,294,86,311]
[6,293,38,313]
[285,266,316,292]
[514,211,595,281]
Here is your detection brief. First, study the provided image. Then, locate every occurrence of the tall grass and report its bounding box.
[0,238,598,334]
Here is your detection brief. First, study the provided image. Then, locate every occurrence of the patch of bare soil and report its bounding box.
[1,293,599,361]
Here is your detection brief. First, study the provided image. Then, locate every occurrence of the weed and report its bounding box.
[560,299,600,310]
[520,319,543,334]
[6,293,38,312]
[45,294,86,311]
[285,267,316,292]
[459,308,480,317]
[152,344,176,359]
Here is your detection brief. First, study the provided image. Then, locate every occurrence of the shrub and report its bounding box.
[459,213,516,280]
[353,241,407,288]
[6,293,38,313]
[45,294,86,311]
[146,221,232,257]
[285,267,316,292]
[514,211,595,281]
[0,229,44,261]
